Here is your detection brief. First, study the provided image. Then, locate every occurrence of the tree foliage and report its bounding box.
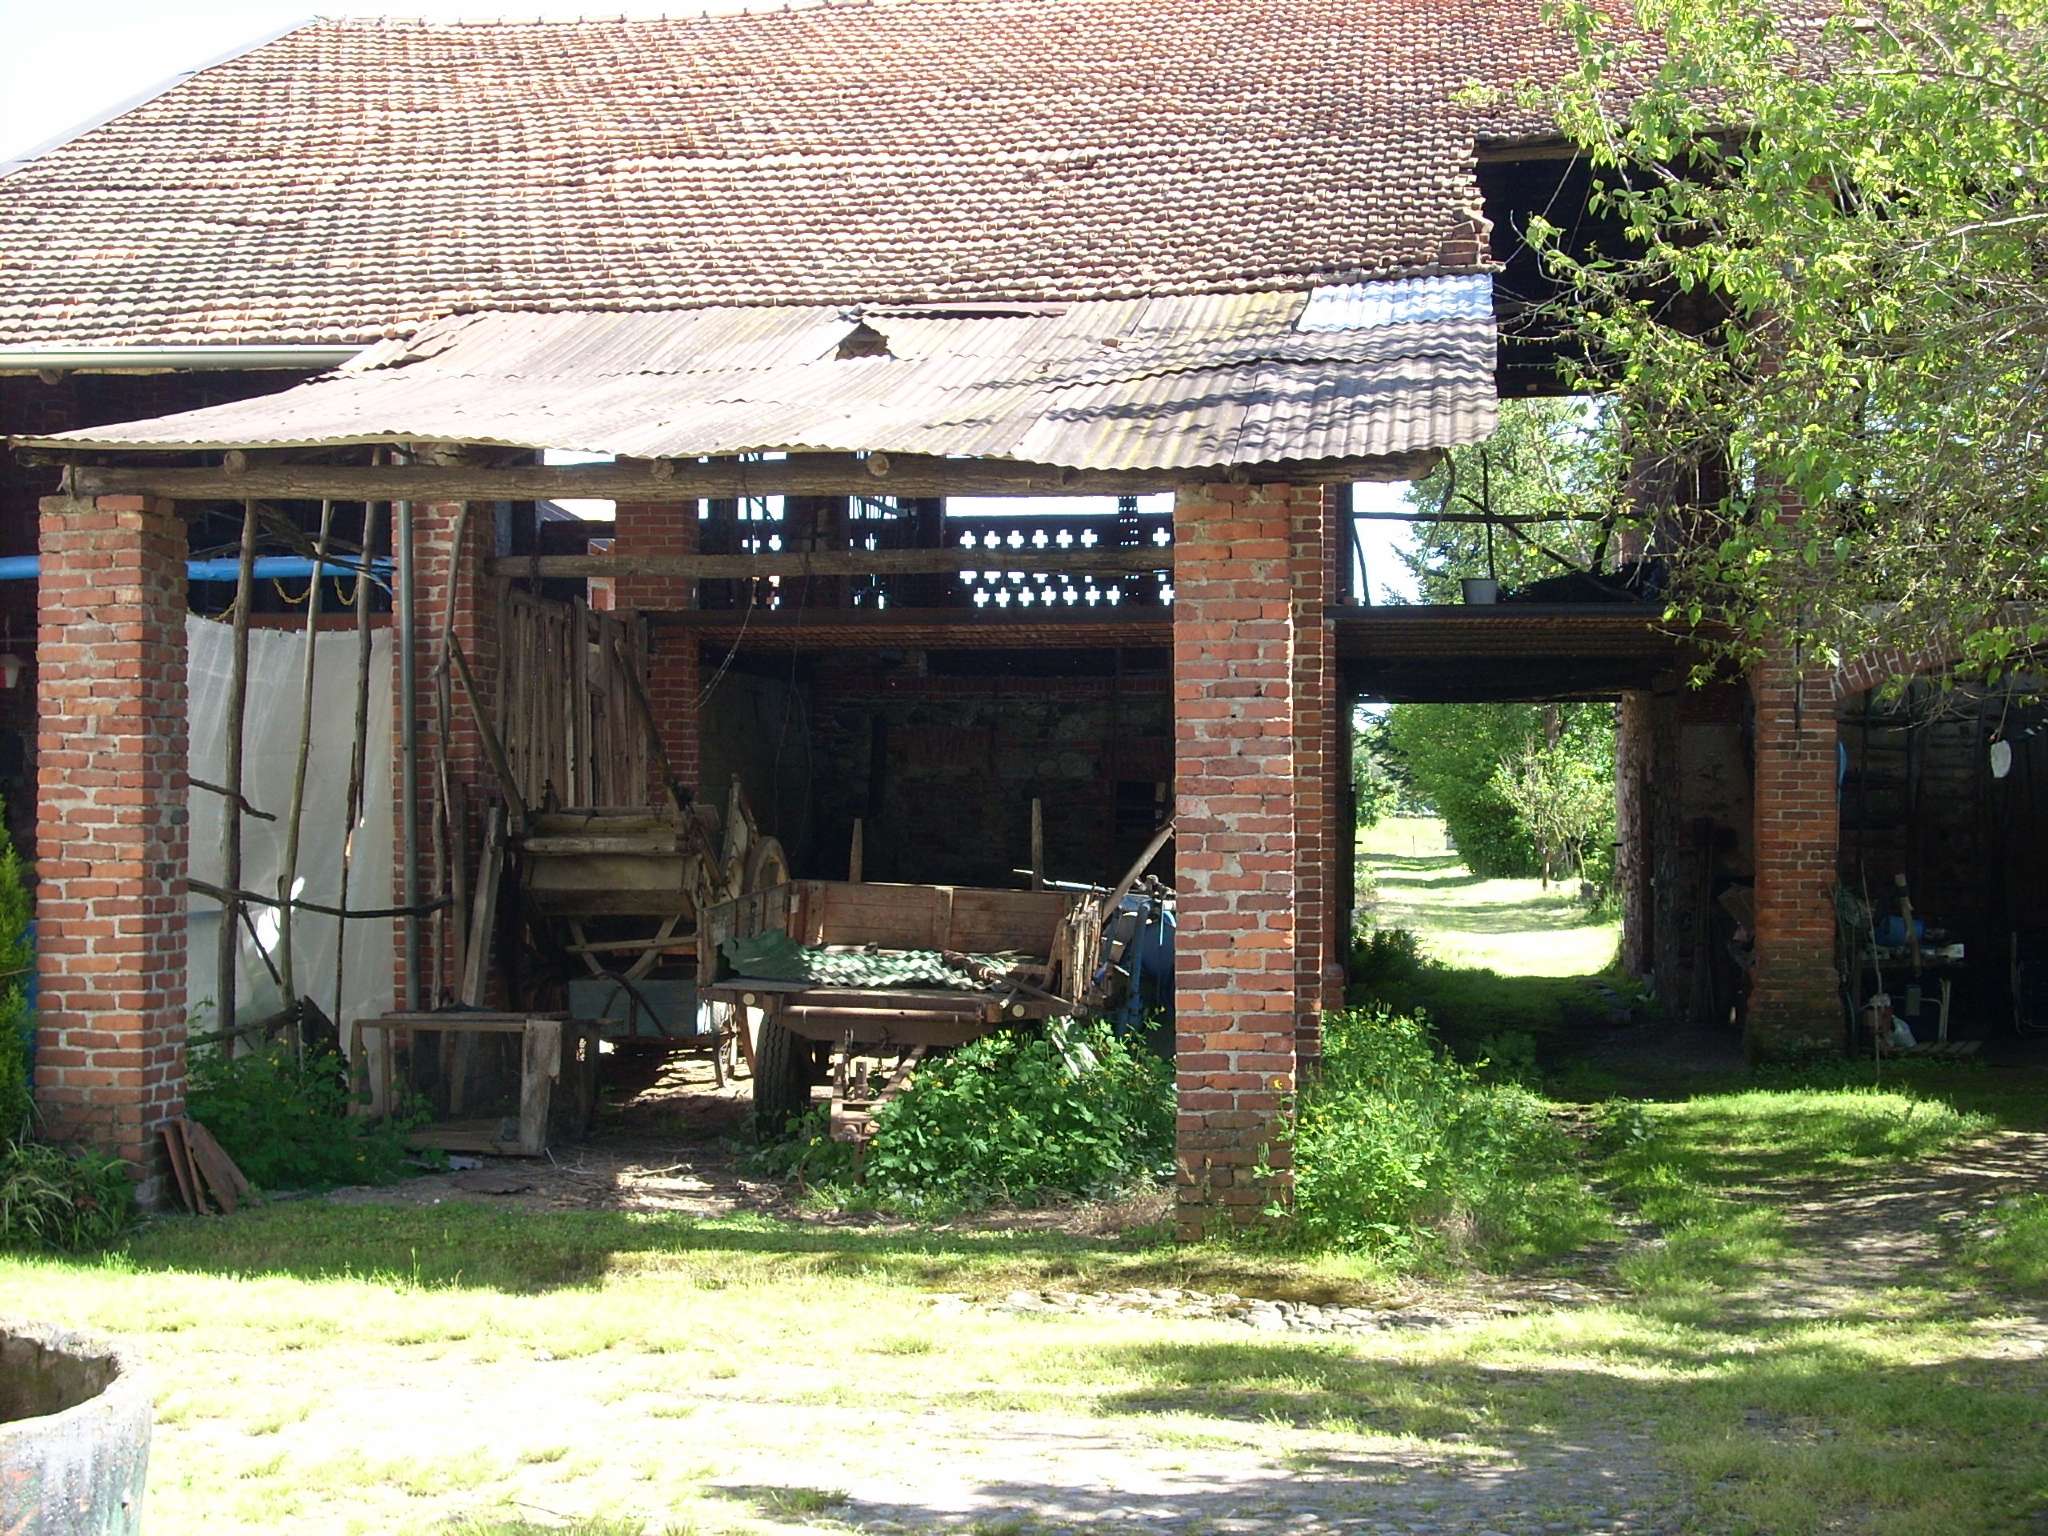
[1379,702,1614,880]
[1530,0,2048,682]
[1491,729,1617,884]
[1400,399,1622,603]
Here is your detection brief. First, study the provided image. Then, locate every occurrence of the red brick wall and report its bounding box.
[1173,482,1330,1235]
[392,500,500,1007]
[34,494,188,1200]
[1291,486,1341,1057]
[613,503,701,796]
[1615,691,1654,978]
[1748,654,1843,1055]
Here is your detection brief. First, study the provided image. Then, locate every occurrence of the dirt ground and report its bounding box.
[327,1044,1169,1235]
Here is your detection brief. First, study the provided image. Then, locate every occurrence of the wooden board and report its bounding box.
[162,1122,202,1215]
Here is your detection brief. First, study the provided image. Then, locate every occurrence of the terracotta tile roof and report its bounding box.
[0,0,1636,351]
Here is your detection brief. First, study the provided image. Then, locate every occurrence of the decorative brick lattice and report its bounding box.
[35,493,189,1201]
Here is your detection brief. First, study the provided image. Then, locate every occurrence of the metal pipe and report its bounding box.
[396,494,422,1009]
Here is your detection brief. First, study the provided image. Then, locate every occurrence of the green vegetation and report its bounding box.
[1375,705,1615,884]
[1398,397,1619,603]
[1282,1008,1611,1265]
[1534,0,2048,682]
[0,795,137,1253]
[1966,1195,2048,1297]
[1351,818,1623,1065]
[1596,1088,1990,1297]
[0,1141,134,1252]
[185,1041,421,1191]
[753,1018,1175,1215]
[0,809,30,1144]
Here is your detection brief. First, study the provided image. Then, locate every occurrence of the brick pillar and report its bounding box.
[1173,482,1326,1236]
[35,493,188,1201]
[393,500,499,1007]
[1748,653,1842,1056]
[1291,486,1344,1055]
[1616,691,1654,978]
[613,503,701,796]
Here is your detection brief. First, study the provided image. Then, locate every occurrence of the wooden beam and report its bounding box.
[61,450,1437,504]
[490,547,1172,580]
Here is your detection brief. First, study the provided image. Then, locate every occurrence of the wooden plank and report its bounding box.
[448,634,529,832]
[459,807,506,1008]
[162,1122,202,1215]
[502,547,1174,579]
[68,451,1438,505]
[181,1120,248,1215]
[518,1018,562,1156]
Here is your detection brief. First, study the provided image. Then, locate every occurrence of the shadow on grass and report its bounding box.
[109,1201,1386,1301]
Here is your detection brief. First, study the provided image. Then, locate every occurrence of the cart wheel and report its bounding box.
[752,1011,810,1139]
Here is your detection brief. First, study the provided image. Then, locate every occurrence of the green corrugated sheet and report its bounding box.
[720,931,1015,991]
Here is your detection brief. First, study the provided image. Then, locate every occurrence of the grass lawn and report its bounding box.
[1360,815,1619,977]
[6,820,2045,1532]
[7,1073,2048,1534]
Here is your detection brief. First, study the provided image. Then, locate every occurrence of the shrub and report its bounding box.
[1282,1008,1606,1264]
[0,1141,134,1252]
[776,1018,1174,1215]
[186,1041,420,1191]
[0,806,34,1144]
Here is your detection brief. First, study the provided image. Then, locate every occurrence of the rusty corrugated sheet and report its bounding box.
[17,278,1498,470]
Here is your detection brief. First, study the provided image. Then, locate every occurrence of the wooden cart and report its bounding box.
[517,780,788,1063]
[698,878,1104,1136]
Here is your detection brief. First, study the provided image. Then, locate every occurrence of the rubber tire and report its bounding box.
[752,1011,811,1139]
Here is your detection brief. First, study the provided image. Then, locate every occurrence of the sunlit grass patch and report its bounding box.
[1964,1194,2048,1295]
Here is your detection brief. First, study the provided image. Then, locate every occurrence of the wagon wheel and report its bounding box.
[744,835,789,895]
[751,1000,811,1139]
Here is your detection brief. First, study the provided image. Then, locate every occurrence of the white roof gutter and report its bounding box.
[0,345,362,376]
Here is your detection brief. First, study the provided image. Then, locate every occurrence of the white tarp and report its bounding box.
[185,615,396,1037]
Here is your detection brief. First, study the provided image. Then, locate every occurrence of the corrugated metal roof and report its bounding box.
[18,278,1498,472]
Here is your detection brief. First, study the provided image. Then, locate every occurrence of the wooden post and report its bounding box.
[849,818,864,884]
[277,498,334,1040]
[215,499,259,1033]
[1030,798,1044,890]
[333,502,381,1033]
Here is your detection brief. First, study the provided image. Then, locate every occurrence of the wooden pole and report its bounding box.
[62,451,1437,505]
[1030,798,1044,890]
[333,501,380,1033]
[215,498,259,1035]
[432,502,471,1005]
[277,497,333,1040]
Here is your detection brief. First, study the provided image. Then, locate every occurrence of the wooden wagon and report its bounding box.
[698,877,1106,1137]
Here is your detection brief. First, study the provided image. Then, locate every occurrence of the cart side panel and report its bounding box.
[945,888,1077,954]
[699,880,808,985]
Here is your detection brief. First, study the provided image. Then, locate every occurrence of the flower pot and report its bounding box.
[1460,577,1500,605]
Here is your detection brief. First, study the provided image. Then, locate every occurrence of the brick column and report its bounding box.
[393,500,499,1007]
[1291,486,1344,1054]
[1615,691,1654,978]
[613,502,701,796]
[35,493,188,1201]
[1173,482,1326,1236]
[1748,653,1842,1056]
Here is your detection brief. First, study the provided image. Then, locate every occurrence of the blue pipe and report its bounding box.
[0,555,390,583]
